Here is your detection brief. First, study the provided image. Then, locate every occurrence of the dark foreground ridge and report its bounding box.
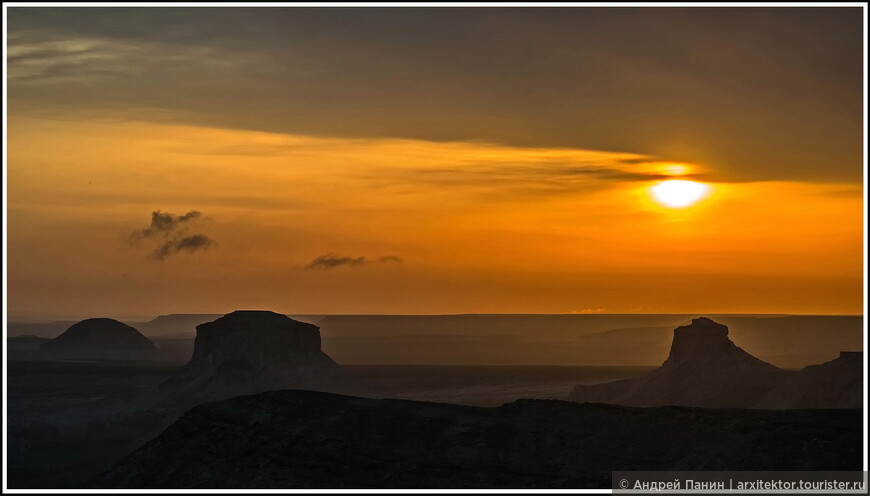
[94,389,861,489]
[571,317,863,408]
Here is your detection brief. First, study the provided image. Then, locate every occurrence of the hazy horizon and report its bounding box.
[7,310,862,325]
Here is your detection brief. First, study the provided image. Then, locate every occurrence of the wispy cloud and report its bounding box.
[8,36,144,82]
[362,146,708,199]
[306,253,402,270]
[377,255,403,263]
[161,129,707,197]
[128,210,216,261]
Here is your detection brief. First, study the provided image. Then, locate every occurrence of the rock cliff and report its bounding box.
[156,310,369,410]
[570,317,861,409]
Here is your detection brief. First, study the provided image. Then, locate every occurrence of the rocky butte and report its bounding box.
[155,310,370,410]
[39,318,162,361]
[570,317,862,409]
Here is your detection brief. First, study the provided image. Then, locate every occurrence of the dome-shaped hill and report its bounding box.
[41,318,162,361]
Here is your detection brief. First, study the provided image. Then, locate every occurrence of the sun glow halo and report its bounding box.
[650,180,709,208]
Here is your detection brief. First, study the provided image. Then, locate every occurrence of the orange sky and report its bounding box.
[6,117,863,319]
[4,7,865,319]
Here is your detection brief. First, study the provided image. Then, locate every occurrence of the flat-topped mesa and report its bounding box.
[156,310,370,410]
[663,316,739,367]
[191,310,321,363]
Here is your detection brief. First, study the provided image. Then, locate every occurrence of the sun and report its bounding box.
[650,180,709,208]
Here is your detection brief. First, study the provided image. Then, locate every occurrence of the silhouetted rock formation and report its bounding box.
[756,352,863,409]
[570,317,862,409]
[40,319,162,361]
[8,335,51,360]
[156,310,369,410]
[93,389,861,489]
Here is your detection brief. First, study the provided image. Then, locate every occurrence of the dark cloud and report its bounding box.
[129,210,215,261]
[561,168,704,183]
[306,253,402,270]
[152,234,215,261]
[129,210,202,241]
[7,7,862,184]
[307,254,366,269]
[377,256,403,263]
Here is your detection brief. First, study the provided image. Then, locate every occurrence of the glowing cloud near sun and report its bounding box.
[650,180,710,208]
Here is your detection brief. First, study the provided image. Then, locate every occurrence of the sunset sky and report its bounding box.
[5,6,864,320]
